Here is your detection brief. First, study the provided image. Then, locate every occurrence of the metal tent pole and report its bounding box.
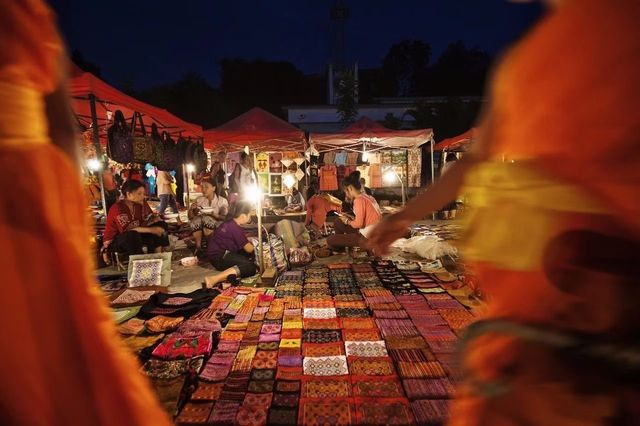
[89,94,107,213]
[430,137,435,220]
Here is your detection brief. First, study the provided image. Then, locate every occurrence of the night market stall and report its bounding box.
[309,117,434,207]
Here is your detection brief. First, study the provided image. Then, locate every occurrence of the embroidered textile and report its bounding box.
[300,400,352,426]
[142,356,204,379]
[344,340,388,357]
[303,342,345,357]
[152,332,213,359]
[175,402,214,424]
[111,289,156,306]
[146,315,184,333]
[352,378,405,398]
[341,329,381,342]
[355,399,414,425]
[123,334,164,353]
[129,259,163,287]
[302,378,351,398]
[402,378,454,400]
[303,308,337,319]
[410,399,449,425]
[117,318,146,335]
[235,405,269,426]
[348,357,395,376]
[303,355,349,376]
[191,382,224,401]
[396,361,447,379]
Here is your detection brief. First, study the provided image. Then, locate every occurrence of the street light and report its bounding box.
[383,167,406,206]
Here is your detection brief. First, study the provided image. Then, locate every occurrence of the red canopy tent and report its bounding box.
[69,66,203,141]
[434,127,477,151]
[203,107,306,152]
[309,116,433,152]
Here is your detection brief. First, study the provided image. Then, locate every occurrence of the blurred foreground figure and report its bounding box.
[0,2,170,425]
[368,0,640,424]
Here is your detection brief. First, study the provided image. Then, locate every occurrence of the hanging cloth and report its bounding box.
[319,165,338,191]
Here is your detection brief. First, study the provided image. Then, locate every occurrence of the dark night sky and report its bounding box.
[49,0,544,90]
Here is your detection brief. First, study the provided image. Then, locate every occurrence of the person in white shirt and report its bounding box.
[188,177,229,254]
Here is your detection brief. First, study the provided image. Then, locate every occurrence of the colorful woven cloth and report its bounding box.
[151,332,213,360]
[299,400,353,426]
[303,355,349,376]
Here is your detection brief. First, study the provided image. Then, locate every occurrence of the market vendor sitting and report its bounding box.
[102,180,169,264]
[284,187,305,212]
[326,171,382,251]
[188,177,229,255]
[204,202,257,288]
[305,187,342,231]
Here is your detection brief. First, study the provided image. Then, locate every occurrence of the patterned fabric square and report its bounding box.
[352,378,405,398]
[129,259,163,287]
[151,332,213,360]
[275,366,303,381]
[301,329,341,343]
[175,402,214,424]
[278,355,303,367]
[259,333,280,343]
[402,378,455,400]
[243,392,273,406]
[303,355,349,376]
[348,357,395,376]
[280,329,302,339]
[303,308,337,319]
[257,341,279,351]
[334,301,367,309]
[340,318,376,329]
[111,289,156,306]
[250,369,276,381]
[247,380,274,393]
[303,318,341,330]
[235,405,269,426]
[191,382,224,401]
[275,380,301,393]
[355,398,414,425]
[272,393,299,408]
[302,377,351,398]
[117,318,146,335]
[145,315,184,333]
[344,340,388,357]
[237,345,258,361]
[279,338,301,348]
[397,361,447,379]
[282,320,303,329]
[278,347,301,357]
[303,342,345,357]
[341,329,381,342]
[299,400,352,426]
[410,399,449,425]
[208,400,241,424]
[221,330,245,341]
[252,351,277,369]
[261,323,282,334]
[268,407,298,426]
[388,348,436,363]
[122,334,164,354]
[336,308,370,318]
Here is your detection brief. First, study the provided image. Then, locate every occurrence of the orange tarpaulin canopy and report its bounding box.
[203,107,305,152]
[434,127,477,151]
[310,116,433,151]
[69,65,203,141]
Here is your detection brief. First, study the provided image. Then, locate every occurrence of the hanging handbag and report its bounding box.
[193,140,208,174]
[157,131,178,171]
[131,113,155,164]
[252,226,289,273]
[151,123,164,168]
[106,110,133,164]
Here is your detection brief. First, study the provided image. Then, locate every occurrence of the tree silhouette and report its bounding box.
[382,40,431,96]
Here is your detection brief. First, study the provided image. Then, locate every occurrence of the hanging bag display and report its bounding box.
[159,131,178,171]
[131,113,155,164]
[151,123,164,168]
[193,140,207,174]
[106,110,133,164]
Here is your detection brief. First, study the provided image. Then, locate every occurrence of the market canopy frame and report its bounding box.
[69,65,203,140]
[203,107,306,152]
[309,116,434,153]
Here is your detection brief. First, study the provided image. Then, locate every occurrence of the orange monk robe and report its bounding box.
[0,2,170,425]
[449,1,640,425]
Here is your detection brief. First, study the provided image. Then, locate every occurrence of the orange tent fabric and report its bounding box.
[203,107,305,151]
[69,65,203,140]
[0,1,171,424]
[434,127,476,151]
[310,116,433,149]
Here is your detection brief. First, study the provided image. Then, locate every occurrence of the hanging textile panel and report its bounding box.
[269,153,283,173]
[408,148,422,188]
[319,165,338,191]
[255,152,269,173]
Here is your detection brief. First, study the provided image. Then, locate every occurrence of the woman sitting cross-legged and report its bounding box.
[326,171,382,251]
[204,202,257,288]
[102,180,169,263]
[188,177,229,255]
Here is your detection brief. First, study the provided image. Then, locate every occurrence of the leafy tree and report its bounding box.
[335,69,358,123]
[382,113,402,130]
[382,40,431,96]
[428,41,491,96]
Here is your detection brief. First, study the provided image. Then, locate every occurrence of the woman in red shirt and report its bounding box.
[326,171,382,251]
[103,180,168,262]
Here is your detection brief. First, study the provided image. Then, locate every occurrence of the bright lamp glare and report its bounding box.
[186,163,195,173]
[362,151,369,162]
[283,174,296,189]
[383,170,397,183]
[244,184,262,204]
[87,159,102,172]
